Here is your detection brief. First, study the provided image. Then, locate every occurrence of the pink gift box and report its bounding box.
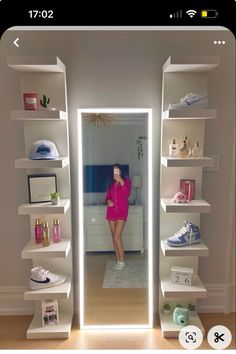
[23,93,38,110]
[180,179,195,201]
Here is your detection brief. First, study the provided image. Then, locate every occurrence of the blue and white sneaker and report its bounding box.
[167,221,201,247]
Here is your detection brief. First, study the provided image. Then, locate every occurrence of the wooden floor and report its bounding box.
[0,313,235,349]
[84,252,148,325]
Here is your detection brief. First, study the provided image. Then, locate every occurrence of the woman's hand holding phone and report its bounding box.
[107,199,114,207]
[113,168,124,184]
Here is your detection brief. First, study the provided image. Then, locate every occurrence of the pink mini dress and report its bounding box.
[106,178,131,221]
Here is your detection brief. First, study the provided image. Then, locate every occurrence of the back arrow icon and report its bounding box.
[13,38,19,47]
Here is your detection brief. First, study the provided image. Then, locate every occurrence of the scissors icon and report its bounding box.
[214,332,225,343]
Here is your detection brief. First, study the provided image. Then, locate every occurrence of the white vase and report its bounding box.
[51,197,59,205]
[163,309,171,315]
[189,310,197,316]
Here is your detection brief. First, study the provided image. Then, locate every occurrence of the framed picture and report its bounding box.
[28,174,57,203]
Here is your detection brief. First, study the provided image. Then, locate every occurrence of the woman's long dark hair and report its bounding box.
[106,164,127,190]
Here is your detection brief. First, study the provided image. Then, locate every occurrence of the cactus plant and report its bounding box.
[40,95,50,108]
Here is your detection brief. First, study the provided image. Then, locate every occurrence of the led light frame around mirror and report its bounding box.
[78,108,153,329]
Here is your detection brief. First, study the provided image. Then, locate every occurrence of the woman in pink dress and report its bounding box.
[105,164,131,270]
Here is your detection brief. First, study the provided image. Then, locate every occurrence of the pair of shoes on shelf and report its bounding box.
[166,221,201,247]
[113,261,126,270]
[29,266,66,290]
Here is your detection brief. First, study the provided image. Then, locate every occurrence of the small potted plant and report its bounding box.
[40,95,56,111]
[50,191,60,205]
[188,303,197,316]
[163,303,171,315]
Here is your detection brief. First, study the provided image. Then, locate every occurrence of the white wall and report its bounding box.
[0,28,234,315]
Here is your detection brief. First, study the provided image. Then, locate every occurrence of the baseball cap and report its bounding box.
[29,140,59,160]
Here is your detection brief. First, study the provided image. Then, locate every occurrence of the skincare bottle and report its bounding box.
[191,141,202,157]
[169,139,179,157]
[34,219,42,244]
[42,221,50,247]
[179,140,191,158]
[53,219,61,243]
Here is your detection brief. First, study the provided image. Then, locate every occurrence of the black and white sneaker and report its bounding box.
[29,266,66,290]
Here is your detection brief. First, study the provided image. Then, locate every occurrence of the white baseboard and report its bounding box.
[0,286,34,315]
[198,283,235,313]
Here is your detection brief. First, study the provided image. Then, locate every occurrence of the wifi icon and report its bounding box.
[186,9,197,18]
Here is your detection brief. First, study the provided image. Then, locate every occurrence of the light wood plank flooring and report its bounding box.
[0,313,235,349]
[84,252,148,325]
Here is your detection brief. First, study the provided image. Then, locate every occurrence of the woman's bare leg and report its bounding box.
[114,220,126,262]
[108,220,120,261]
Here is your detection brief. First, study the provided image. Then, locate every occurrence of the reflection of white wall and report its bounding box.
[82,120,149,247]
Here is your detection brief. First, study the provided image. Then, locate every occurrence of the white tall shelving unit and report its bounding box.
[159,56,219,338]
[7,56,73,339]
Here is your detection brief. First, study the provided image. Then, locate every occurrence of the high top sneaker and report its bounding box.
[167,221,201,247]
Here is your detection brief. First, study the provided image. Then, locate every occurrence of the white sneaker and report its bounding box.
[29,266,66,290]
[113,261,126,270]
[169,93,208,109]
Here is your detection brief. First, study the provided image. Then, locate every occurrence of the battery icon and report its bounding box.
[201,9,218,18]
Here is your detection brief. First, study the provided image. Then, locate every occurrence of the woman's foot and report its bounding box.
[113,261,126,270]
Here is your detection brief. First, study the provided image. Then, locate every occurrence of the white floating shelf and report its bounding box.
[162,108,217,120]
[15,157,69,169]
[160,275,207,298]
[161,198,211,213]
[21,239,71,259]
[159,312,205,338]
[7,56,65,73]
[161,240,209,257]
[24,277,71,300]
[163,55,220,73]
[11,110,67,120]
[26,312,72,339]
[161,156,214,168]
[18,199,70,215]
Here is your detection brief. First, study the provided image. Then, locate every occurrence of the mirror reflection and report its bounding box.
[81,111,150,326]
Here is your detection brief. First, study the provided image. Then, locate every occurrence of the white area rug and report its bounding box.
[103,260,148,288]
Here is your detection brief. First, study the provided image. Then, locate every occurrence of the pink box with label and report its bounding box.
[23,93,38,110]
[180,179,195,201]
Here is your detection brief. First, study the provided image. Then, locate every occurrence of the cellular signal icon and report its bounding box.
[169,10,182,19]
[186,9,197,18]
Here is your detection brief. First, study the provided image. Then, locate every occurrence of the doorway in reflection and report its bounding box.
[78,108,153,328]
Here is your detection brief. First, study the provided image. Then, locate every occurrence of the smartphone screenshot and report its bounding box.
[0,1,235,352]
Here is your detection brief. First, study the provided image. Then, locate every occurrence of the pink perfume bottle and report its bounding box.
[34,219,42,244]
[53,219,61,243]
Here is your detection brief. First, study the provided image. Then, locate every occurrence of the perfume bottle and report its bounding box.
[53,219,61,243]
[184,135,191,148]
[178,140,191,158]
[42,221,50,247]
[34,219,42,244]
[169,139,179,157]
[191,141,202,157]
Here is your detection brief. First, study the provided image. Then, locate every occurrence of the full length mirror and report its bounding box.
[78,108,153,328]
